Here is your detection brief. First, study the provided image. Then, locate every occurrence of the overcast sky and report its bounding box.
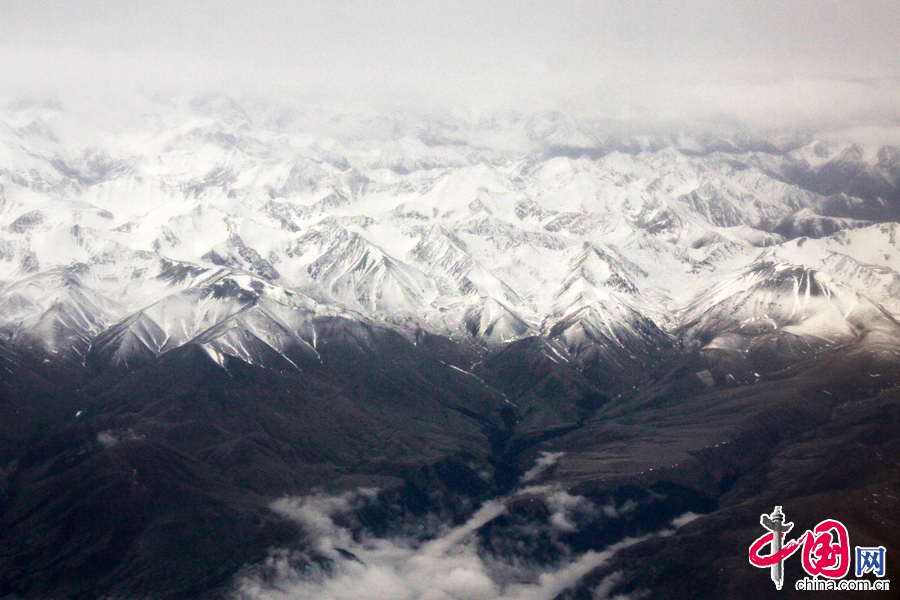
[2,1,899,126]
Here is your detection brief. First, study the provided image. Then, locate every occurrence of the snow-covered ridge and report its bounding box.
[1,96,899,368]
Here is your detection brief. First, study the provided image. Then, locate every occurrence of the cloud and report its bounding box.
[601,499,638,520]
[235,493,659,600]
[269,490,379,555]
[234,478,700,600]
[238,494,505,600]
[545,491,593,533]
[670,512,700,529]
[520,452,565,484]
[96,428,142,448]
[821,125,900,153]
[1,1,899,130]
[5,1,899,80]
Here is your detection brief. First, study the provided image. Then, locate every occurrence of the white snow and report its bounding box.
[1,99,898,364]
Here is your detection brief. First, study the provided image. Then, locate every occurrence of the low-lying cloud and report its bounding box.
[233,484,697,600]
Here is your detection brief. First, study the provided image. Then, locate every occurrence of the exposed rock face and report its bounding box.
[1,98,899,599]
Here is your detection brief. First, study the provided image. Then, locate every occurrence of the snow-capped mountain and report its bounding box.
[3,94,900,600]
[3,94,898,376]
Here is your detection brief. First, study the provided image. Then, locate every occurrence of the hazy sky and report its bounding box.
[2,1,899,125]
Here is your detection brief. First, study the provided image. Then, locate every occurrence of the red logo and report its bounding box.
[749,507,851,589]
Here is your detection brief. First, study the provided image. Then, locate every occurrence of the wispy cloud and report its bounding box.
[2,1,899,130]
[234,482,698,600]
[520,452,565,484]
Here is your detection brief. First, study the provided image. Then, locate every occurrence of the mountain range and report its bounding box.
[1,95,898,599]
